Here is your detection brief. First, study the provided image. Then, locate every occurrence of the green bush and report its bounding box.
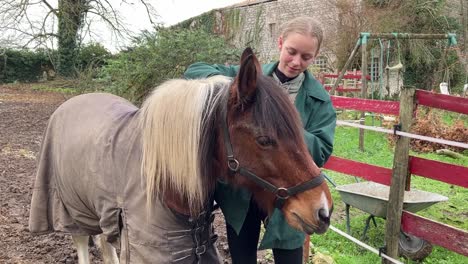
[0,48,52,83]
[76,43,112,71]
[98,27,241,103]
[0,43,111,84]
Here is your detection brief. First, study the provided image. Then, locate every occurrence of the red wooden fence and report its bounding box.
[401,212,468,256]
[322,73,371,80]
[416,90,468,115]
[323,156,392,186]
[319,72,370,94]
[324,86,361,93]
[331,96,400,115]
[327,89,468,257]
[409,156,468,188]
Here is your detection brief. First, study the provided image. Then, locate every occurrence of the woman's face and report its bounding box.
[278,32,318,78]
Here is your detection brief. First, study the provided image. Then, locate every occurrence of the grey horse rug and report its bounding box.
[29,93,220,263]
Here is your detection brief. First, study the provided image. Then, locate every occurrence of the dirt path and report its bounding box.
[0,84,82,263]
[0,84,238,263]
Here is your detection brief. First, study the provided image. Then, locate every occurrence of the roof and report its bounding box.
[225,0,276,9]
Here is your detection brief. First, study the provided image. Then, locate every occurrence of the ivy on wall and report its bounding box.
[223,9,243,42]
[176,7,265,51]
[177,11,217,33]
[241,8,265,50]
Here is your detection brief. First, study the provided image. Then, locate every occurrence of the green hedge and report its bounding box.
[0,44,111,84]
[0,49,52,83]
[98,27,241,103]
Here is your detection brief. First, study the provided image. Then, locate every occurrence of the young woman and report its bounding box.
[184,16,336,264]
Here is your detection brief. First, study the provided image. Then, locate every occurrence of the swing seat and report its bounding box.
[439,82,449,95]
[386,62,403,71]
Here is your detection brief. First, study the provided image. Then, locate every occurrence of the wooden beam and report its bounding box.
[331,96,400,115]
[325,86,361,93]
[409,156,468,188]
[401,211,468,256]
[416,90,468,114]
[383,87,416,263]
[323,73,371,80]
[331,40,361,94]
[323,156,392,185]
[366,33,454,40]
[303,236,310,263]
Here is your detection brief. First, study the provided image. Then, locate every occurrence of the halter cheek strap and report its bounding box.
[221,109,325,209]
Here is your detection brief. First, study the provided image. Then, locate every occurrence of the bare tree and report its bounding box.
[0,0,158,77]
[317,0,373,71]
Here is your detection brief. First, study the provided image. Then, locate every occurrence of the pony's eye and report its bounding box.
[256,136,276,147]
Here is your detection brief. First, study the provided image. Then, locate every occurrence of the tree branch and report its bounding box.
[1,0,157,51]
[40,0,58,16]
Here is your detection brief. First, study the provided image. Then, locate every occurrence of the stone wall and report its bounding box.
[219,0,339,63]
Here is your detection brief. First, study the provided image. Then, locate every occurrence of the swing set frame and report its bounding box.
[330,32,458,96]
[331,32,458,152]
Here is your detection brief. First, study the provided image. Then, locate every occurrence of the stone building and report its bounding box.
[180,0,466,96]
[181,0,340,71]
[220,0,339,66]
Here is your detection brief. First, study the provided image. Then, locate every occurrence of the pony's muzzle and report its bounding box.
[315,206,332,234]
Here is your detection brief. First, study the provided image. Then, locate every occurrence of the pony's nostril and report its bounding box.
[318,208,330,224]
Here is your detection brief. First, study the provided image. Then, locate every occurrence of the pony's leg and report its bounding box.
[95,234,119,264]
[72,235,90,264]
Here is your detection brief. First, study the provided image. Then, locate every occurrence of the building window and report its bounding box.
[369,57,381,81]
[269,23,276,39]
[311,56,328,73]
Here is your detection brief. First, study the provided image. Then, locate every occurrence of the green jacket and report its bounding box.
[184,61,336,250]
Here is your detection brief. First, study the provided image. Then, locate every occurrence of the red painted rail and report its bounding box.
[331,96,400,115]
[416,90,468,115]
[409,156,468,188]
[323,156,392,186]
[324,86,361,92]
[401,211,468,256]
[322,73,371,80]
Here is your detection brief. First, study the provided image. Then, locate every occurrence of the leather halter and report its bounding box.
[221,107,325,209]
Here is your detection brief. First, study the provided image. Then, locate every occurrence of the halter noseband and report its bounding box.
[221,108,325,209]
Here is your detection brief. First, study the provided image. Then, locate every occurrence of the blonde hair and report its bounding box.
[280,16,324,54]
[140,75,230,215]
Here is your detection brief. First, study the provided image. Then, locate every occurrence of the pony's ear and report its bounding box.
[234,47,261,106]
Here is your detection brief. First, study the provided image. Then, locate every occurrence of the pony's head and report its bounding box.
[217,48,333,234]
[140,47,332,235]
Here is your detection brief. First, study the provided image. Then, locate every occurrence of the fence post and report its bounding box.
[359,34,369,151]
[383,86,416,263]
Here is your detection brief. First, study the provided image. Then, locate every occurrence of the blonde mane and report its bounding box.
[140,75,231,214]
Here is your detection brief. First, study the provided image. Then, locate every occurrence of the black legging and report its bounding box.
[226,199,303,264]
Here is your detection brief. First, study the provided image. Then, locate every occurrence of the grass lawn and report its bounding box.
[308,114,467,264]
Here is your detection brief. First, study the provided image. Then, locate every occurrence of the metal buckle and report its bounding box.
[192,226,204,235]
[275,187,290,199]
[195,245,206,255]
[227,157,240,172]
